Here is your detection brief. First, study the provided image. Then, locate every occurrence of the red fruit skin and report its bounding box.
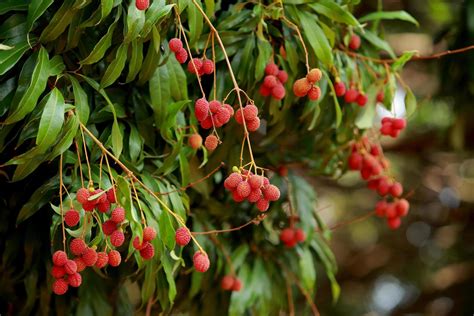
[395,199,410,217]
[234,108,244,124]
[392,118,406,130]
[68,273,82,287]
[82,200,95,212]
[232,190,246,202]
[280,228,295,244]
[143,226,157,242]
[294,229,306,242]
[389,129,401,138]
[232,278,242,291]
[306,68,322,83]
[140,242,155,260]
[334,81,346,97]
[95,252,109,268]
[246,117,261,132]
[102,220,117,236]
[169,38,183,53]
[256,198,269,212]
[205,135,219,151]
[224,173,243,190]
[53,251,68,266]
[377,177,391,196]
[70,238,87,256]
[263,184,280,201]
[136,0,149,10]
[175,48,188,64]
[209,100,221,114]
[175,227,191,246]
[271,84,286,100]
[82,248,98,266]
[92,189,107,204]
[51,266,66,279]
[263,75,278,89]
[108,250,121,266]
[65,209,80,227]
[356,93,368,107]
[376,91,385,103]
[385,203,398,219]
[107,188,117,203]
[390,182,403,197]
[200,116,213,129]
[224,104,234,117]
[97,200,110,213]
[194,98,209,121]
[248,175,263,190]
[367,178,380,191]
[344,88,359,103]
[110,230,125,247]
[201,59,214,75]
[217,107,231,124]
[74,258,87,272]
[247,189,262,203]
[187,58,203,74]
[293,78,312,97]
[221,275,235,291]
[64,260,77,275]
[236,181,251,198]
[308,86,321,101]
[348,152,363,170]
[370,145,381,157]
[380,123,393,136]
[360,167,372,180]
[277,70,288,83]
[243,104,258,121]
[76,188,90,204]
[52,278,69,295]
[387,217,401,230]
[132,236,145,250]
[375,200,387,217]
[111,207,126,223]
[349,34,361,50]
[193,252,210,273]
[284,238,298,248]
[264,63,279,76]
[259,84,271,97]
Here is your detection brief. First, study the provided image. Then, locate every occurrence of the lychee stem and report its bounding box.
[74,140,85,188]
[79,124,93,182]
[59,154,66,252]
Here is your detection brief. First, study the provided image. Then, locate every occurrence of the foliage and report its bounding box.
[0,0,418,314]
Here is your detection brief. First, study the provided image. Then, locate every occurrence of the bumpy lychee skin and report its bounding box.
[193,251,210,273]
[263,184,280,201]
[294,229,306,242]
[246,117,261,132]
[65,209,80,227]
[224,104,234,117]
[234,108,244,124]
[82,200,95,212]
[92,189,107,204]
[102,220,117,236]
[200,116,213,129]
[392,118,406,130]
[205,135,219,151]
[143,226,157,242]
[387,217,401,230]
[111,207,125,223]
[188,134,202,150]
[249,175,263,190]
[280,228,294,244]
[259,85,271,97]
[221,275,235,290]
[76,188,90,204]
[375,200,388,217]
[64,259,77,275]
[243,104,258,121]
[68,273,82,287]
[209,100,221,114]
[232,278,243,291]
[308,86,321,101]
[277,70,288,83]
[334,81,346,97]
[132,236,145,250]
[51,266,66,279]
[140,242,155,260]
[232,190,246,202]
[247,189,262,203]
[264,63,279,76]
[306,68,322,83]
[169,38,183,53]
[70,238,87,256]
[53,251,68,266]
[344,88,359,103]
[216,107,231,124]
[187,58,203,74]
[349,34,361,50]
[201,59,214,75]
[82,248,98,266]
[256,198,269,212]
[263,75,278,89]
[395,199,409,217]
[107,188,117,203]
[110,230,125,247]
[224,172,243,190]
[52,278,69,295]
[236,181,251,198]
[293,78,312,97]
[356,93,368,107]
[97,200,110,213]
[108,250,121,267]
[95,252,109,268]
[194,98,209,121]
[175,48,188,64]
[175,227,191,246]
[74,258,87,272]
[271,83,286,100]
[390,182,403,197]
[348,152,363,170]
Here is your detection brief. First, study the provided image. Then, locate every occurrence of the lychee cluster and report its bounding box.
[169,38,188,64]
[187,58,214,76]
[234,104,260,132]
[224,169,280,212]
[343,85,368,107]
[380,117,406,138]
[51,250,81,295]
[174,227,210,273]
[132,226,157,260]
[293,68,322,100]
[259,63,287,100]
[279,227,306,248]
[76,187,117,214]
[348,137,410,229]
[221,275,243,292]
[194,98,234,130]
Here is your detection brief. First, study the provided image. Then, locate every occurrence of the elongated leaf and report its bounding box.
[5,46,50,124]
[68,75,89,124]
[12,152,47,181]
[138,34,161,84]
[360,10,419,26]
[80,8,121,65]
[141,3,174,37]
[405,88,416,117]
[128,124,143,162]
[0,1,28,15]
[36,88,65,152]
[325,73,342,127]
[111,119,123,158]
[47,114,79,160]
[125,2,145,43]
[255,38,272,81]
[126,40,144,83]
[48,55,65,76]
[39,0,77,43]
[27,0,54,31]
[392,50,417,72]
[0,35,31,75]
[309,1,359,26]
[0,14,27,39]
[100,43,128,88]
[100,0,114,22]
[299,248,316,293]
[161,253,177,304]
[187,0,203,46]
[361,30,395,58]
[17,175,59,223]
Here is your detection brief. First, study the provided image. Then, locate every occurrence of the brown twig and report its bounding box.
[192,214,266,235]
[316,210,376,233]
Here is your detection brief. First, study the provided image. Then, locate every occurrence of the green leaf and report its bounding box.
[68,75,89,124]
[391,50,417,72]
[187,0,203,46]
[111,119,123,158]
[100,43,128,88]
[255,38,272,81]
[12,152,47,181]
[309,1,359,26]
[47,113,79,160]
[5,46,50,124]
[137,34,160,84]
[360,10,419,26]
[299,248,316,293]
[0,35,31,75]
[125,40,144,83]
[404,88,416,118]
[39,0,78,43]
[141,3,174,37]
[17,175,59,223]
[128,124,143,162]
[325,73,342,127]
[27,0,54,31]
[79,8,121,65]
[36,88,65,152]
[361,30,395,58]
[178,152,190,187]
[355,85,377,129]
[48,55,65,76]
[162,252,177,304]
[100,0,114,22]
[125,2,146,43]
[0,1,28,15]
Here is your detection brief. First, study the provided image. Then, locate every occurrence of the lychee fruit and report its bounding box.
[175,227,191,246]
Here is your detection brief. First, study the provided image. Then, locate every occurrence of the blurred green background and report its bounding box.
[314,0,474,315]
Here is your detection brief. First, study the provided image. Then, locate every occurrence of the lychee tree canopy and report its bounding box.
[0,0,417,314]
